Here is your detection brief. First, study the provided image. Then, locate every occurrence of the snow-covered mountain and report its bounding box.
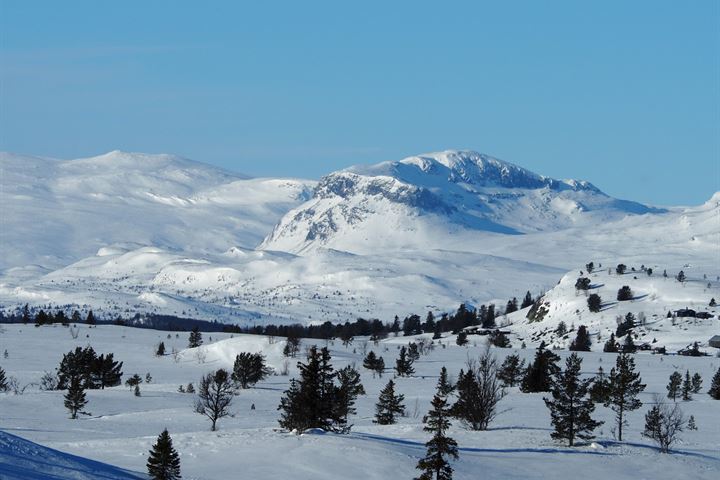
[0,149,717,325]
[261,150,662,254]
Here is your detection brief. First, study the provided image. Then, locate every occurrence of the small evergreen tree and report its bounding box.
[708,368,720,400]
[126,373,143,390]
[195,369,234,431]
[575,277,591,291]
[676,270,686,283]
[374,379,405,425]
[521,291,534,309]
[588,366,610,404]
[497,354,525,387]
[188,327,203,349]
[92,353,123,389]
[622,334,636,354]
[617,286,633,301]
[687,415,697,431]
[544,353,602,446]
[231,352,272,389]
[681,370,693,401]
[408,343,421,362]
[147,429,182,480]
[666,372,682,401]
[455,331,468,346]
[0,366,8,392]
[332,365,366,432]
[85,310,96,325]
[569,325,592,352]
[452,350,504,431]
[395,346,415,377]
[710,298,717,307]
[616,264,627,275]
[156,342,166,356]
[587,294,602,313]
[520,342,560,393]
[363,351,385,378]
[603,333,618,353]
[691,373,703,394]
[603,354,645,441]
[64,376,87,419]
[415,377,459,480]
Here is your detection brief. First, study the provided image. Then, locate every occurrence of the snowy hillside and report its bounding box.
[1,149,717,325]
[0,150,313,273]
[0,324,719,479]
[505,266,720,352]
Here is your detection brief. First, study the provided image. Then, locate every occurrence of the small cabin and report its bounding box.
[674,308,696,318]
[709,335,720,349]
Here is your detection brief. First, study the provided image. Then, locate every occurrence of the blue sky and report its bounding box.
[1,0,718,205]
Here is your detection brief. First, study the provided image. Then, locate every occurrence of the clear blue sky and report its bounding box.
[1,1,718,205]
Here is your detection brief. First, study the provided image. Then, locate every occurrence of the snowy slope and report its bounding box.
[0,430,144,479]
[504,266,720,352]
[0,151,313,273]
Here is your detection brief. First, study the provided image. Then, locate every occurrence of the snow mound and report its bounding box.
[179,335,287,370]
[0,430,144,479]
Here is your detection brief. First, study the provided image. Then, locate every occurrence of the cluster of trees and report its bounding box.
[277,346,365,433]
[666,370,703,402]
[56,346,123,390]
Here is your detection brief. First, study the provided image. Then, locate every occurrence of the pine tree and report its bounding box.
[497,354,525,387]
[363,351,385,378]
[666,372,682,401]
[64,376,87,419]
[395,346,415,377]
[91,353,123,389]
[708,368,720,400]
[134,383,141,397]
[408,343,421,361]
[126,373,143,390]
[520,342,560,393]
[617,286,633,301]
[188,327,203,349]
[681,370,693,401]
[710,298,717,307]
[277,346,337,433]
[147,429,182,480]
[603,354,645,441]
[569,325,592,351]
[687,415,697,431]
[231,352,272,389]
[195,369,234,431]
[0,366,8,392]
[415,377,459,480]
[86,310,96,325]
[588,366,610,404]
[374,379,405,425]
[21,304,30,324]
[332,366,365,432]
[521,291,534,309]
[603,333,619,353]
[156,342,166,356]
[455,331,468,346]
[544,353,602,446]
[437,367,454,397]
[622,334,636,354]
[587,294,602,313]
[691,373,702,394]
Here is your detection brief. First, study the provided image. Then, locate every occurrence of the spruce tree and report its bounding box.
[681,370,693,401]
[437,367,454,397]
[691,373,703,394]
[569,325,592,351]
[64,376,87,419]
[277,379,304,431]
[520,342,560,393]
[587,294,602,313]
[415,376,459,480]
[374,379,405,425]
[92,353,123,389]
[455,331,468,346]
[363,351,385,378]
[521,291,534,309]
[333,365,365,432]
[188,327,203,348]
[231,352,272,389]
[708,368,720,400]
[603,333,618,353]
[588,366,610,404]
[395,346,415,377]
[497,354,525,387]
[666,372,682,401]
[603,354,646,441]
[147,429,182,480]
[156,342,166,357]
[86,310,96,325]
[544,353,602,446]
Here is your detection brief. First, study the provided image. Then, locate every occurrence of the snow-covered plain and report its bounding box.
[1,324,719,479]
